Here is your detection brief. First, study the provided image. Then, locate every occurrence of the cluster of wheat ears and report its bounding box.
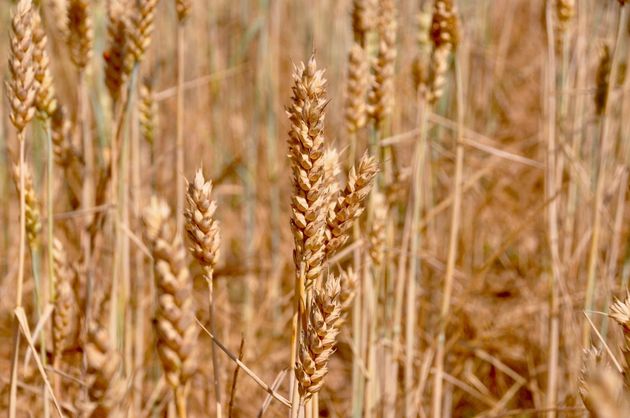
[2,0,630,416]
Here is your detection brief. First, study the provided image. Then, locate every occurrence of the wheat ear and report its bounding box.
[287,55,330,415]
[32,10,57,118]
[11,164,41,250]
[143,197,198,418]
[184,169,223,418]
[66,0,92,70]
[51,238,79,392]
[84,322,127,417]
[344,43,370,136]
[129,0,158,63]
[325,153,378,258]
[351,0,376,46]
[426,0,459,104]
[295,274,342,398]
[7,4,37,415]
[368,0,397,128]
[104,0,132,105]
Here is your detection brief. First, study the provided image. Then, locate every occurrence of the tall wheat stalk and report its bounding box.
[185,169,223,418]
[175,0,191,236]
[7,0,37,416]
[430,1,461,413]
[583,3,628,346]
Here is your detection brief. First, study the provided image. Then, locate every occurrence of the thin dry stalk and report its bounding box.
[175,5,189,236]
[544,3,562,416]
[583,5,628,346]
[431,8,462,415]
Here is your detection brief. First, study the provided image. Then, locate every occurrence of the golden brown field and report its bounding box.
[1,0,630,416]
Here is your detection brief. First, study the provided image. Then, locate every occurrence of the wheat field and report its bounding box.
[1,0,630,416]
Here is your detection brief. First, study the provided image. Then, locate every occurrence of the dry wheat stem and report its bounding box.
[431,48,464,418]
[176,22,186,237]
[583,5,628,347]
[8,1,36,415]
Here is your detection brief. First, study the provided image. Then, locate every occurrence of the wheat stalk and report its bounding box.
[7,2,37,415]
